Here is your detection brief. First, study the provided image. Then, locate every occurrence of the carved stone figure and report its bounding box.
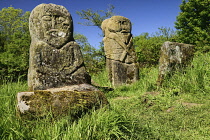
[17,4,109,120]
[101,16,139,87]
[157,41,195,86]
[28,4,91,90]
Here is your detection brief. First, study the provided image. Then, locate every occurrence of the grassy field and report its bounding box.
[0,52,210,139]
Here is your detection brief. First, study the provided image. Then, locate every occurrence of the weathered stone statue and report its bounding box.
[17,4,108,119]
[101,16,139,87]
[157,41,195,86]
[28,3,91,90]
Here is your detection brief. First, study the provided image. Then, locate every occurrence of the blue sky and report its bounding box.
[1,0,183,48]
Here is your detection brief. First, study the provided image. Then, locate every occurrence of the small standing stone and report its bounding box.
[101,16,139,87]
[157,41,195,86]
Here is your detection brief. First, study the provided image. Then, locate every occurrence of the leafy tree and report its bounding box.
[175,0,210,47]
[155,27,177,41]
[76,4,115,30]
[74,33,105,74]
[0,7,30,80]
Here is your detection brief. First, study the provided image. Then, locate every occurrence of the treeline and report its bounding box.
[0,0,209,81]
[0,7,30,80]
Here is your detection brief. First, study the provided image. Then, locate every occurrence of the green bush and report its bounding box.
[134,27,177,67]
[134,33,166,67]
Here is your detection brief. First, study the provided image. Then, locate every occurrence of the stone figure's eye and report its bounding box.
[122,21,128,25]
[57,17,65,23]
[122,21,126,24]
[42,16,51,21]
[63,23,70,29]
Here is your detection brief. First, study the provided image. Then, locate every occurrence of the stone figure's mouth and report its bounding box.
[47,29,66,38]
[121,30,129,33]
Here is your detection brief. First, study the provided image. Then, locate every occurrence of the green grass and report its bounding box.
[1,52,210,139]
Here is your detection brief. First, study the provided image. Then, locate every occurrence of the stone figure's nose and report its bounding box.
[52,17,55,28]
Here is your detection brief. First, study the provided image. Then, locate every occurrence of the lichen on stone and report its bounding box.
[157,41,195,86]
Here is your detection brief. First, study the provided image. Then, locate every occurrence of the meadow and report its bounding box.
[0,52,210,140]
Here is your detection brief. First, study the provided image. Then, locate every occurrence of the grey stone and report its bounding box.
[17,84,109,119]
[157,41,195,86]
[101,16,139,87]
[28,4,91,90]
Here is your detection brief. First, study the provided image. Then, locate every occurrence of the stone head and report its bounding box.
[102,16,131,36]
[29,4,73,48]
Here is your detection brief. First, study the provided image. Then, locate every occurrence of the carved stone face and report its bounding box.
[108,16,131,33]
[30,4,73,49]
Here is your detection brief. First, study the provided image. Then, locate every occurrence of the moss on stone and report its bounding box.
[19,90,109,120]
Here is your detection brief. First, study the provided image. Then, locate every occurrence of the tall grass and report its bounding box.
[1,52,210,139]
[162,52,210,96]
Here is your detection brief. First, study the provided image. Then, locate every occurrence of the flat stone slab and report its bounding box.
[17,84,109,119]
